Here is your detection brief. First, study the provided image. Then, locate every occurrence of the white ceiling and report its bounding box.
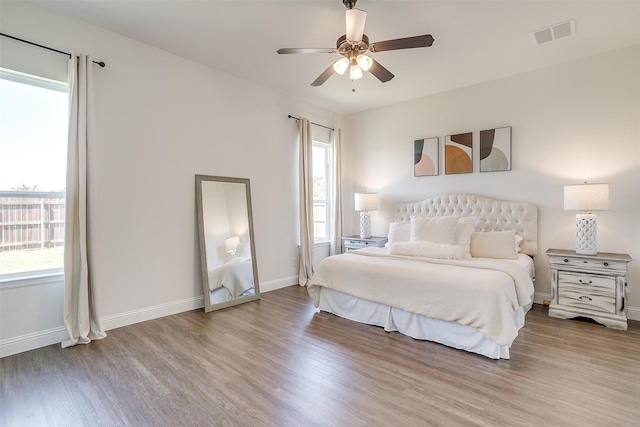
[29,0,640,114]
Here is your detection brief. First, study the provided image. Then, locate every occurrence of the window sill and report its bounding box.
[0,269,64,291]
[314,240,331,247]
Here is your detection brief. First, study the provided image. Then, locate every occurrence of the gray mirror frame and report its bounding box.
[196,174,260,312]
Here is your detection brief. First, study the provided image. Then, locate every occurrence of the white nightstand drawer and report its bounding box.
[550,256,627,274]
[558,272,615,313]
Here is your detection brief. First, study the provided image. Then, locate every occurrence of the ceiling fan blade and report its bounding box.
[277,48,336,54]
[345,8,367,42]
[369,34,434,52]
[368,59,394,83]
[311,64,336,87]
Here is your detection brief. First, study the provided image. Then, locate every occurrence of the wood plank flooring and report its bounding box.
[2,285,639,426]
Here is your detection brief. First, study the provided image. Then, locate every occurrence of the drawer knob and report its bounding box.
[604,262,609,266]
[579,295,593,301]
[564,259,569,263]
[578,279,593,285]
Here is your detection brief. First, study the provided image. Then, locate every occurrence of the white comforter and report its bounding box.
[208,257,254,298]
[307,248,534,346]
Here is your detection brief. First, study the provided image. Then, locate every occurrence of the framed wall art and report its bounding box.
[414,137,439,176]
[480,126,512,172]
[445,132,472,174]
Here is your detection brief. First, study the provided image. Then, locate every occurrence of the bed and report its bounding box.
[308,193,538,359]
[208,257,255,304]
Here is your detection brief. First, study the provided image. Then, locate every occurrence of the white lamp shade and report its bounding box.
[356,54,373,71]
[333,57,349,75]
[224,236,240,253]
[350,64,363,80]
[354,193,377,211]
[564,183,609,212]
[345,9,367,43]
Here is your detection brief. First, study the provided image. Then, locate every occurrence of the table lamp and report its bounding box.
[354,192,377,239]
[224,236,240,257]
[564,183,609,255]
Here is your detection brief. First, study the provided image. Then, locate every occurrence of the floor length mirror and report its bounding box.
[196,175,260,312]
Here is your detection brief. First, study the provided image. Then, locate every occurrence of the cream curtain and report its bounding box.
[62,54,106,348]
[331,129,344,255]
[298,118,314,286]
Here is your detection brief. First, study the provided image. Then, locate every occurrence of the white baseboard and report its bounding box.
[100,295,204,331]
[626,306,640,321]
[259,275,298,293]
[0,326,68,358]
[534,292,552,305]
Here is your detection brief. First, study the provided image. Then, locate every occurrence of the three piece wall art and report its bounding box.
[414,126,511,177]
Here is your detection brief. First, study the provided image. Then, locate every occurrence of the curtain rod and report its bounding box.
[0,32,106,67]
[288,115,334,131]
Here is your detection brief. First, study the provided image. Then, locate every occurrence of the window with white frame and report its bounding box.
[0,68,69,277]
[312,141,332,242]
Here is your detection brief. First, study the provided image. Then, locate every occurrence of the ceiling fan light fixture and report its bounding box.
[345,8,367,43]
[350,64,363,80]
[356,54,373,71]
[333,57,350,75]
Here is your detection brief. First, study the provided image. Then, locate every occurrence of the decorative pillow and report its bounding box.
[385,221,411,248]
[389,241,470,259]
[515,234,524,253]
[410,215,460,244]
[469,230,518,260]
[454,217,475,246]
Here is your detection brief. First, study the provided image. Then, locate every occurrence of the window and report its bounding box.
[0,68,69,277]
[312,141,332,241]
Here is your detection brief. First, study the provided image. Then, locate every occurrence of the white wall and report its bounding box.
[0,1,342,357]
[342,45,640,316]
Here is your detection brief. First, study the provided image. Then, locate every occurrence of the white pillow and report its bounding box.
[515,234,524,253]
[410,215,460,244]
[454,217,475,246]
[385,221,411,248]
[469,231,518,260]
[389,241,470,260]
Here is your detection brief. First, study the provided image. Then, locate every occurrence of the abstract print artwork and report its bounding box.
[445,132,472,174]
[414,137,439,176]
[480,126,512,172]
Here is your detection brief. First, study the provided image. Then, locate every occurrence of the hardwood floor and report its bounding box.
[2,285,639,426]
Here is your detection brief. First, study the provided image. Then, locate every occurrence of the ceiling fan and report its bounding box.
[277,0,434,87]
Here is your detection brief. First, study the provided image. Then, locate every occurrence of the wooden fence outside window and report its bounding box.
[0,191,65,252]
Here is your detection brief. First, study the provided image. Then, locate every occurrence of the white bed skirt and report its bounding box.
[318,288,532,359]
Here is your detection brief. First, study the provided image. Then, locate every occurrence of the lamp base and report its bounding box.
[359,211,371,239]
[575,213,597,255]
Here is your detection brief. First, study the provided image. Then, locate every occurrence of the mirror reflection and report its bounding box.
[196,175,260,312]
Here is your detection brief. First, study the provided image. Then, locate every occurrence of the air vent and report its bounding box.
[532,19,575,45]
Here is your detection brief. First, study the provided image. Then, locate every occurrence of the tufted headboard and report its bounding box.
[394,193,538,256]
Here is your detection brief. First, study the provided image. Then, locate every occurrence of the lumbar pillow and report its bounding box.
[410,215,460,244]
[385,221,411,248]
[389,241,470,259]
[469,230,519,259]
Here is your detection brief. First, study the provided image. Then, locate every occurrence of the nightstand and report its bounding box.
[342,235,388,252]
[546,249,632,330]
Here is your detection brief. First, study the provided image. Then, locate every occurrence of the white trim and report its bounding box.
[0,326,68,358]
[0,270,63,290]
[626,306,640,322]
[100,295,204,331]
[260,276,298,292]
[0,67,68,92]
[534,292,552,305]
